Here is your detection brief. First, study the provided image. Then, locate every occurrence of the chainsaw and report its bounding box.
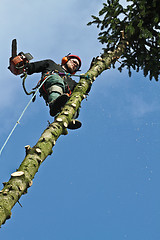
[8,39,33,75]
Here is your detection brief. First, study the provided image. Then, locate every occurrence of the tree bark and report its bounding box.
[0,40,126,227]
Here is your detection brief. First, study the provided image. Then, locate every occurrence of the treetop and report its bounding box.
[88,0,160,81]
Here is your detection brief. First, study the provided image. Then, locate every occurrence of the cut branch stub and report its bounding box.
[11,171,25,177]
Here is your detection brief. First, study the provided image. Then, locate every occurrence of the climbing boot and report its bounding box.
[49,94,69,117]
[67,119,82,130]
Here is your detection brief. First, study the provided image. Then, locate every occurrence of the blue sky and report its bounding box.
[0,0,160,239]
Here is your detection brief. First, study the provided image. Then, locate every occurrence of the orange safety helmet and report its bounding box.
[61,54,82,72]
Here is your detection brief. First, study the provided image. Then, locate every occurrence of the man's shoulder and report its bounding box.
[45,59,64,72]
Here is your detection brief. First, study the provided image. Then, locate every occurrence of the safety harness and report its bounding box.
[22,70,74,104]
[40,71,72,104]
[22,69,90,104]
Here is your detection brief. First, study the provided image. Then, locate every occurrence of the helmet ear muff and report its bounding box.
[61,56,68,65]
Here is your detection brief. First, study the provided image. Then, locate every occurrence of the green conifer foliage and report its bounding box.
[88,0,160,80]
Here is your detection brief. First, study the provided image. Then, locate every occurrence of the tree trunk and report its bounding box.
[0,40,126,227]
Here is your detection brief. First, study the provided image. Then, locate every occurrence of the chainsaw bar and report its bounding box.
[11,39,17,58]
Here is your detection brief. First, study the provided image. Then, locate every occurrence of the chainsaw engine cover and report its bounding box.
[9,52,33,75]
[9,55,25,75]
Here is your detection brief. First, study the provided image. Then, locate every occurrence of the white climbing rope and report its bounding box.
[0,75,51,156]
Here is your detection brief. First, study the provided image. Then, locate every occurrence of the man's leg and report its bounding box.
[43,74,70,116]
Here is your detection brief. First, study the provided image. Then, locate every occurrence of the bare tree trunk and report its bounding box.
[0,41,125,227]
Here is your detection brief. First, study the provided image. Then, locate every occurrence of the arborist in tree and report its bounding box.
[8,39,82,129]
[26,55,81,117]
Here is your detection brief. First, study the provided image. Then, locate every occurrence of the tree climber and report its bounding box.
[9,41,82,129]
[25,55,82,122]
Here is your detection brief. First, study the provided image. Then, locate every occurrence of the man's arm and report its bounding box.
[25,59,55,75]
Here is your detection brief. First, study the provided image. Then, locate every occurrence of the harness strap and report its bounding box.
[67,84,72,96]
[41,72,50,94]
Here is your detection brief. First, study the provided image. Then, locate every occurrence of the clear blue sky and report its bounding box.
[0,1,160,239]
